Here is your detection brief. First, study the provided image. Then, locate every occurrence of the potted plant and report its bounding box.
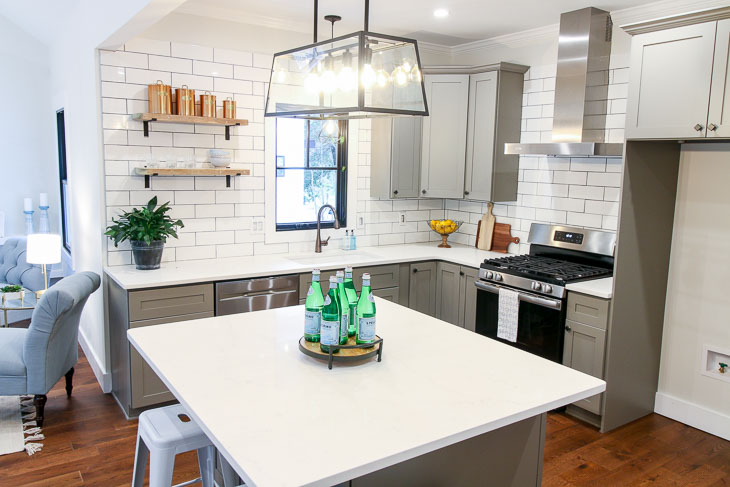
[1,285,25,305]
[105,197,184,270]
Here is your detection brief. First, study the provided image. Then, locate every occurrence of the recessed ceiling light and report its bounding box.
[433,8,449,18]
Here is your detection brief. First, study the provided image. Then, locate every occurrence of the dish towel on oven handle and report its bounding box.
[497,287,519,342]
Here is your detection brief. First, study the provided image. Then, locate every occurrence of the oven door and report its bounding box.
[474,280,566,363]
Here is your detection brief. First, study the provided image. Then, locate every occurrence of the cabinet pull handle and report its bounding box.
[422,189,427,194]
[565,325,572,332]
[694,123,704,132]
[708,123,718,131]
[393,190,398,195]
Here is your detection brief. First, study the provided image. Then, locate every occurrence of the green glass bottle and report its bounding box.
[356,272,377,346]
[343,266,358,337]
[335,271,349,345]
[303,269,324,342]
[320,276,341,354]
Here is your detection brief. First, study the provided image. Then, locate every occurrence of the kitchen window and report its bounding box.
[275,118,347,231]
[56,109,71,252]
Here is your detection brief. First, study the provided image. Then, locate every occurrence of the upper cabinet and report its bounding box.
[420,74,470,199]
[626,19,730,139]
[370,117,423,199]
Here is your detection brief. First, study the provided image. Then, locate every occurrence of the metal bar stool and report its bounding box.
[132,404,215,487]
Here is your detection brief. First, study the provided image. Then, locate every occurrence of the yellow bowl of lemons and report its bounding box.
[428,219,463,248]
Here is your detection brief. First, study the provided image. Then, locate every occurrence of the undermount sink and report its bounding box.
[286,250,377,265]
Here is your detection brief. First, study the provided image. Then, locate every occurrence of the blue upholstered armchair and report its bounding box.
[0,237,46,292]
[0,271,100,426]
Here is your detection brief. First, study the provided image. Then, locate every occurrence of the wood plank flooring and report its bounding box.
[0,346,727,486]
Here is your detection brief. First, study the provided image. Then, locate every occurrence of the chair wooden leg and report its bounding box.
[33,395,47,427]
[65,367,74,397]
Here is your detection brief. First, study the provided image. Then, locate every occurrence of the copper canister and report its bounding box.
[223,97,236,119]
[200,91,216,118]
[148,80,172,114]
[175,85,195,116]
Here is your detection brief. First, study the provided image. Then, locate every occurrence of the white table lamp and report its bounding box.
[26,233,62,295]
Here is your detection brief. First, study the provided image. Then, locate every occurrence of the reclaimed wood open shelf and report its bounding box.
[133,167,250,188]
[132,113,249,140]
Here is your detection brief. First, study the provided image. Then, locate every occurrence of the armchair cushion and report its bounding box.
[0,328,28,395]
[0,238,45,292]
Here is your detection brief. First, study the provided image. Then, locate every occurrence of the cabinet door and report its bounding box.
[408,262,437,316]
[391,117,422,198]
[421,75,469,198]
[562,320,606,415]
[435,262,461,325]
[459,266,479,332]
[709,19,730,137]
[626,22,716,139]
[372,286,399,302]
[130,311,213,408]
[465,72,498,201]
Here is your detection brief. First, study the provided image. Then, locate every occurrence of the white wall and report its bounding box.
[0,15,58,237]
[655,143,730,441]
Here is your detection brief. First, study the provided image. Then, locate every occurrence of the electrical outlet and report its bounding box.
[251,217,264,234]
[357,216,365,229]
[398,212,406,226]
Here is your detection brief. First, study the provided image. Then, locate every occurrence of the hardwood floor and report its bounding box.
[1,345,728,486]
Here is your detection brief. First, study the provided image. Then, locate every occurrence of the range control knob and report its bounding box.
[494,273,503,282]
[486,271,494,279]
[543,284,553,294]
[531,282,542,291]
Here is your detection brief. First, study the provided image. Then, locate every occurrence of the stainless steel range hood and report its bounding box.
[505,7,623,157]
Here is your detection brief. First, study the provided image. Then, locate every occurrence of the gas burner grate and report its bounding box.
[481,255,611,283]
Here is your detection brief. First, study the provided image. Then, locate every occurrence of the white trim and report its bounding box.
[263,118,359,245]
[621,5,730,35]
[78,328,112,393]
[655,392,730,441]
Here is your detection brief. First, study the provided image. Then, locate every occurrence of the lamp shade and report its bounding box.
[26,233,62,265]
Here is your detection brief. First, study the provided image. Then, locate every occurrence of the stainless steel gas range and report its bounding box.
[474,223,615,363]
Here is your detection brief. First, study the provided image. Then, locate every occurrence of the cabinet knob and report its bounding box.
[565,325,572,332]
[459,271,465,276]
[422,189,427,194]
[393,190,398,195]
[413,268,418,273]
[694,123,704,132]
[464,191,470,196]
[709,123,718,132]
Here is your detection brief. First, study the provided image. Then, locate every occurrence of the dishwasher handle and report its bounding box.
[219,289,296,301]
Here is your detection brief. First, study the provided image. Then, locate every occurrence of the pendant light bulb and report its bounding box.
[376,69,390,88]
[320,54,337,94]
[275,70,287,84]
[323,120,338,136]
[402,60,412,73]
[337,50,356,92]
[361,64,376,89]
[392,66,409,87]
[410,65,422,83]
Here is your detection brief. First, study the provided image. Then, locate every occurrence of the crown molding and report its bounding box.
[621,5,730,35]
[174,4,312,34]
[416,41,453,56]
[450,24,559,56]
[423,62,530,75]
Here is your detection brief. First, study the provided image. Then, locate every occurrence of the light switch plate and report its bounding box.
[251,217,264,234]
[398,212,406,226]
[357,215,365,229]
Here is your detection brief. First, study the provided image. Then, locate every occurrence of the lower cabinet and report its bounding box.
[372,286,400,302]
[408,262,437,316]
[436,262,478,330]
[459,266,478,332]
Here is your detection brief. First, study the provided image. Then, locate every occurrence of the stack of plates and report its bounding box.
[209,149,232,167]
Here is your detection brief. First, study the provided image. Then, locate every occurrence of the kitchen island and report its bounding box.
[128,298,605,487]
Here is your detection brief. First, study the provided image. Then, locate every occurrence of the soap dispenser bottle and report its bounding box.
[350,230,357,251]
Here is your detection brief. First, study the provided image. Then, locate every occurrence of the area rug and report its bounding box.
[0,396,44,455]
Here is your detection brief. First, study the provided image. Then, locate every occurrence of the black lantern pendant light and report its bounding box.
[264,0,429,120]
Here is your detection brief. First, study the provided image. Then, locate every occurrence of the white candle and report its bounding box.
[24,198,33,212]
[39,193,48,207]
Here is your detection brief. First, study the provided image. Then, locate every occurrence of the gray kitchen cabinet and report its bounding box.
[109,281,215,417]
[464,70,523,202]
[372,286,399,302]
[626,21,717,139]
[420,74,469,199]
[298,264,400,299]
[370,117,422,199]
[709,19,730,138]
[436,262,461,325]
[408,262,437,316]
[458,266,479,332]
[563,319,606,415]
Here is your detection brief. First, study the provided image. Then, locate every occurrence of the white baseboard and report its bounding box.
[78,328,112,393]
[655,392,730,441]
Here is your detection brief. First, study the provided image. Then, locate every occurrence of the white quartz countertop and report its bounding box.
[128,299,606,487]
[105,243,506,290]
[566,277,614,299]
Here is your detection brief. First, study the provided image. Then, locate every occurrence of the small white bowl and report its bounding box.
[209,149,232,158]
[210,158,231,168]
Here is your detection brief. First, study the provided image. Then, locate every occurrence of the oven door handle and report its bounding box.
[474,280,563,311]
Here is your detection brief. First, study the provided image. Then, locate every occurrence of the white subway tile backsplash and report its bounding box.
[149,55,192,74]
[603,187,621,202]
[173,133,215,148]
[101,65,126,82]
[567,212,602,228]
[552,197,585,212]
[176,245,216,261]
[253,53,273,69]
[178,218,216,233]
[102,82,146,100]
[553,171,587,185]
[217,243,254,258]
[214,48,252,66]
[126,67,171,85]
[196,231,235,245]
[194,60,233,78]
[587,172,622,187]
[234,65,271,82]
[585,200,619,216]
[171,42,214,61]
[176,191,215,205]
[125,38,171,56]
[171,73,214,92]
[570,158,606,172]
[100,50,148,69]
[569,185,604,200]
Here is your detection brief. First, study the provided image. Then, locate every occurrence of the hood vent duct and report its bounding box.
[505,7,623,157]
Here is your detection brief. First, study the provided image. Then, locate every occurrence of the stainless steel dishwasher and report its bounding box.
[215,275,299,315]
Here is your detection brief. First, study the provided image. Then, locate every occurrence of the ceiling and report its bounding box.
[175,0,662,46]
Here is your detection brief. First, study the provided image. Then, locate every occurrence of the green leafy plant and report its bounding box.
[105,197,184,246]
[1,285,22,293]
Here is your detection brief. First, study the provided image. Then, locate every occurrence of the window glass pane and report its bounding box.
[308,120,338,168]
[276,169,337,224]
[276,118,306,168]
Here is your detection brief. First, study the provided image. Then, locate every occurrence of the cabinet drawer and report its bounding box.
[299,270,337,299]
[130,311,213,408]
[298,265,400,299]
[372,286,399,303]
[566,292,610,330]
[129,284,214,321]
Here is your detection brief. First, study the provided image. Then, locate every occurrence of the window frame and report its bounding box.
[274,119,348,232]
[56,108,71,252]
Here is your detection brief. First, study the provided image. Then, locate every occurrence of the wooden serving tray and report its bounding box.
[299,335,383,369]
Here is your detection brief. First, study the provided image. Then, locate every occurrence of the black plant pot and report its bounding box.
[131,240,164,270]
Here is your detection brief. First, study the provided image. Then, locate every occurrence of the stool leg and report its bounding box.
[197,446,215,487]
[149,447,175,487]
[218,450,239,487]
[131,435,149,487]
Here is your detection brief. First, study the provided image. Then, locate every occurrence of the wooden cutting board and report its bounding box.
[491,223,520,253]
[476,202,496,250]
